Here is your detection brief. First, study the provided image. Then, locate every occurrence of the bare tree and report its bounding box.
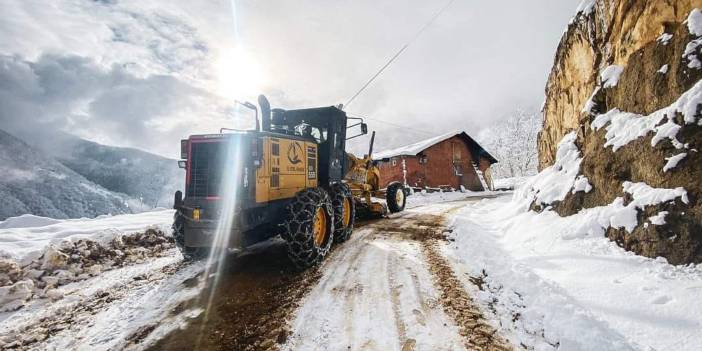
[478,108,540,179]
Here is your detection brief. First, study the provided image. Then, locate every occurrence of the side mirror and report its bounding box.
[361,123,368,135]
[178,160,187,169]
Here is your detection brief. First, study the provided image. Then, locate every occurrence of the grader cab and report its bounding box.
[173,95,407,268]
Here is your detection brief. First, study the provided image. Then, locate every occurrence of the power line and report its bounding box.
[344,0,456,109]
[346,113,437,137]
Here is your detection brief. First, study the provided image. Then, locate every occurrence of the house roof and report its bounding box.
[373,130,498,164]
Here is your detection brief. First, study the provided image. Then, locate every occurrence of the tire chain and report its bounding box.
[281,188,334,269]
[330,183,355,243]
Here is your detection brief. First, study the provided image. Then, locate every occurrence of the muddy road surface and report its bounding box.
[153,195,511,351]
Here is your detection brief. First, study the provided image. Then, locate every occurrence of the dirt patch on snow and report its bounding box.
[147,241,324,351]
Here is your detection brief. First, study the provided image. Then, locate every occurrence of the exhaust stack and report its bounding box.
[258,95,271,132]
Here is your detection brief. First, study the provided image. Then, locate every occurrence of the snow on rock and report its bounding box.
[0,210,175,311]
[687,8,702,36]
[516,132,583,207]
[446,196,702,350]
[572,175,593,193]
[657,33,673,45]
[563,181,687,237]
[663,152,687,172]
[657,64,669,74]
[648,211,669,226]
[684,9,702,68]
[592,80,702,151]
[581,87,600,113]
[570,0,596,24]
[600,65,624,88]
[683,38,702,69]
[623,181,689,207]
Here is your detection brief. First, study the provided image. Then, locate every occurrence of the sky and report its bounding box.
[0,0,580,158]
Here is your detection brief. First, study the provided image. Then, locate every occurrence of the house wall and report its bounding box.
[377,136,490,191]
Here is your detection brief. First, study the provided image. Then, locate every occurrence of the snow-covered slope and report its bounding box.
[0,129,143,220]
[38,133,183,208]
[445,194,702,351]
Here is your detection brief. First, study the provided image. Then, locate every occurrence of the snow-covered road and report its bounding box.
[4,191,700,350]
[285,198,511,351]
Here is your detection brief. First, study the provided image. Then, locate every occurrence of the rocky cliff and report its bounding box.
[536,0,702,264]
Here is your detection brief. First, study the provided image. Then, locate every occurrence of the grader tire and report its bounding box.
[330,183,355,243]
[172,213,208,261]
[386,182,407,213]
[282,188,334,269]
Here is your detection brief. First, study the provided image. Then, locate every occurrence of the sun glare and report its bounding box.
[214,47,265,100]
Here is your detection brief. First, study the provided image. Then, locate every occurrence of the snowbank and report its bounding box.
[515,132,589,207]
[0,210,175,312]
[0,210,174,264]
[446,196,702,350]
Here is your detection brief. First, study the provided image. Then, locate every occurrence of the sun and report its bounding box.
[213,47,266,100]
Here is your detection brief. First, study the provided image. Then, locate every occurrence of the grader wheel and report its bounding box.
[282,188,334,269]
[386,182,407,213]
[330,183,355,243]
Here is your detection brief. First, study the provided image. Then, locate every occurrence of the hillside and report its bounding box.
[0,129,141,220]
[536,0,702,264]
[36,133,183,208]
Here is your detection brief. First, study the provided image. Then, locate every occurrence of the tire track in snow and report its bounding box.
[285,199,496,351]
[423,240,512,351]
[387,253,410,350]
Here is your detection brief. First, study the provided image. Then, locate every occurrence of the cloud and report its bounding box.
[0,0,581,158]
[0,54,238,158]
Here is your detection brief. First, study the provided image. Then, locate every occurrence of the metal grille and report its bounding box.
[188,142,224,197]
[271,167,280,187]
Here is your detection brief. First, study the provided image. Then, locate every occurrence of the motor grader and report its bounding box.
[173,95,407,268]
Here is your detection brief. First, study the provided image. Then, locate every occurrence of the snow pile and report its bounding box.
[657,64,669,74]
[446,197,702,350]
[663,152,687,172]
[592,79,702,151]
[600,65,624,88]
[515,132,587,207]
[0,210,174,311]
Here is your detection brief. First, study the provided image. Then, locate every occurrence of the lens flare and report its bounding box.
[196,135,244,341]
